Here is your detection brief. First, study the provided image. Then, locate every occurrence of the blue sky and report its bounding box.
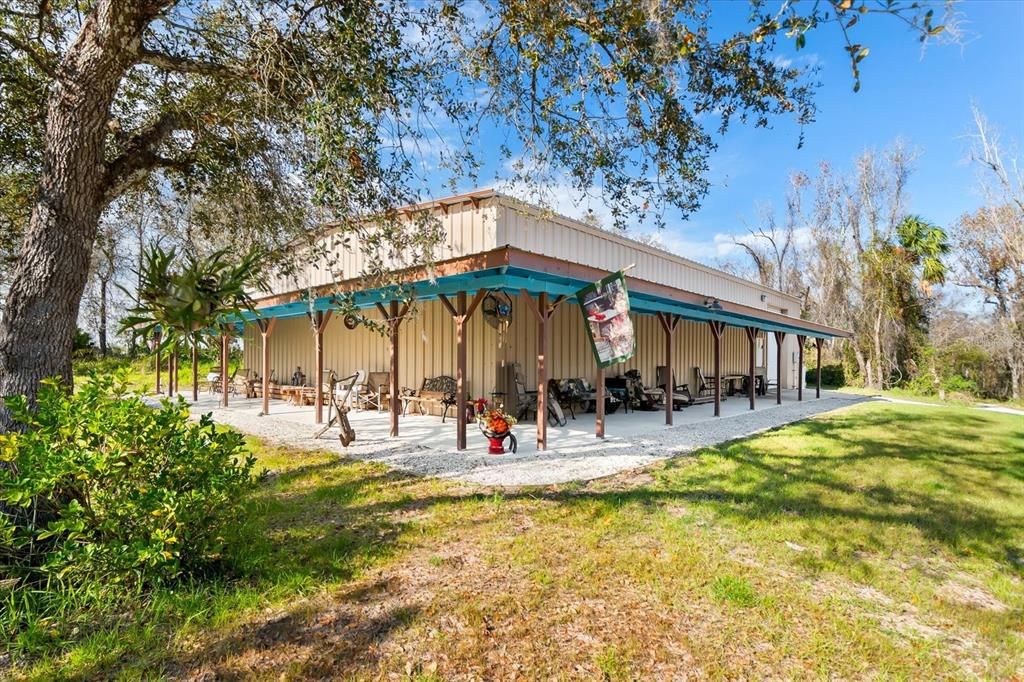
[439,0,1024,267]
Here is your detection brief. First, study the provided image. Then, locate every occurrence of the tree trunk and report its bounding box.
[1010,362,1021,402]
[191,338,199,403]
[854,348,868,388]
[131,208,145,357]
[872,305,885,389]
[0,2,160,429]
[98,278,108,357]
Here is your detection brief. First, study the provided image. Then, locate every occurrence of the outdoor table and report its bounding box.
[721,374,747,396]
[279,385,305,406]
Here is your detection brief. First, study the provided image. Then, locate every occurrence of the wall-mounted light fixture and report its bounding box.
[704,298,723,310]
[760,293,767,302]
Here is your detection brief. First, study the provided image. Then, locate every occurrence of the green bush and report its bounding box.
[941,374,979,397]
[0,375,255,596]
[805,363,845,387]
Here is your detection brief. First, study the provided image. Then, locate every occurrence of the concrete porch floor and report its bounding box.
[177,387,869,486]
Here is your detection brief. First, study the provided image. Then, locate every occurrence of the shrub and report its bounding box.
[941,374,979,397]
[0,374,255,596]
[805,363,845,387]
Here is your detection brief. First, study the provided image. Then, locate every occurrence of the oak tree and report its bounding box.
[0,0,950,426]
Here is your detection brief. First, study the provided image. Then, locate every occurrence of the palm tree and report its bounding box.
[123,246,265,401]
[896,215,950,288]
[175,248,265,401]
[121,246,185,395]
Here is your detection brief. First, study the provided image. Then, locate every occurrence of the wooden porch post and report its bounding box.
[595,365,605,439]
[521,290,567,451]
[657,312,680,425]
[376,300,411,438]
[220,332,229,407]
[154,330,162,395]
[256,318,277,415]
[536,292,549,450]
[796,334,806,401]
[308,310,333,424]
[774,330,786,405]
[745,327,758,410]
[389,302,399,437]
[816,337,824,399]
[708,321,725,417]
[439,290,488,450]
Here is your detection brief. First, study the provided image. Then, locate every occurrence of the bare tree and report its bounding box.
[803,143,935,389]
[82,224,123,356]
[733,172,810,303]
[954,107,1024,398]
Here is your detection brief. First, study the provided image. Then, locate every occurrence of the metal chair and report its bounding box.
[656,366,694,409]
[358,371,390,413]
[623,369,664,410]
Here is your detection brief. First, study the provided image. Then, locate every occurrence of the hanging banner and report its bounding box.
[577,271,635,368]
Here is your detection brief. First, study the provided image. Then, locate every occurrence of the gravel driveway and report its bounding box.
[187,391,868,486]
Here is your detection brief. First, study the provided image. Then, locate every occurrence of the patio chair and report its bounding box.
[231,367,251,397]
[692,367,723,405]
[358,371,390,413]
[603,376,631,414]
[695,367,719,397]
[512,364,537,422]
[208,366,240,395]
[545,379,568,427]
[554,378,593,419]
[623,369,665,410]
[655,366,694,409]
[344,369,368,409]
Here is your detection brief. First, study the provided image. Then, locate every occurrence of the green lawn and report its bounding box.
[837,384,1024,410]
[8,401,1024,680]
[73,354,239,395]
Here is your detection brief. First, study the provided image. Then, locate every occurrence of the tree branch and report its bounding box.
[103,110,189,200]
[0,28,56,77]
[137,46,231,76]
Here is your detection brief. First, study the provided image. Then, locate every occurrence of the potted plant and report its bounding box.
[476,405,517,454]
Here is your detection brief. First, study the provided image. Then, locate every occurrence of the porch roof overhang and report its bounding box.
[241,246,851,339]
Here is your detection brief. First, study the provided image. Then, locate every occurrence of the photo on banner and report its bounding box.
[577,271,636,368]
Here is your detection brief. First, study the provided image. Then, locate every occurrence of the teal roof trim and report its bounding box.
[238,266,840,339]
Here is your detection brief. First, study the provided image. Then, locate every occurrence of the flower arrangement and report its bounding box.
[476,406,517,435]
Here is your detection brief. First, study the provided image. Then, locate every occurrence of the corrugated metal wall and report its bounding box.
[260,202,499,297]
[243,298,501,408]
[258,195,803,320]
[503,293,758,391]
[243,294,786,402]
[495,200,801,313]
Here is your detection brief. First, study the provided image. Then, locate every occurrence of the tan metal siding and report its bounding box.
[260,202,499,298]
[495,200,800,312]
[259,194,802,327]
[504,295,746,390]
[245,294,773,402]
[244,299,502,412]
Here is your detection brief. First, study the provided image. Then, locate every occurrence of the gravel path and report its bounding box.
[191,393,869,487]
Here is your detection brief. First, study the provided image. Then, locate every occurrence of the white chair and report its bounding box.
[342,369,367,410]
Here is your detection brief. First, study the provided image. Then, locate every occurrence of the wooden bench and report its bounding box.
[254,382,290,402]
[400,376,458,422]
